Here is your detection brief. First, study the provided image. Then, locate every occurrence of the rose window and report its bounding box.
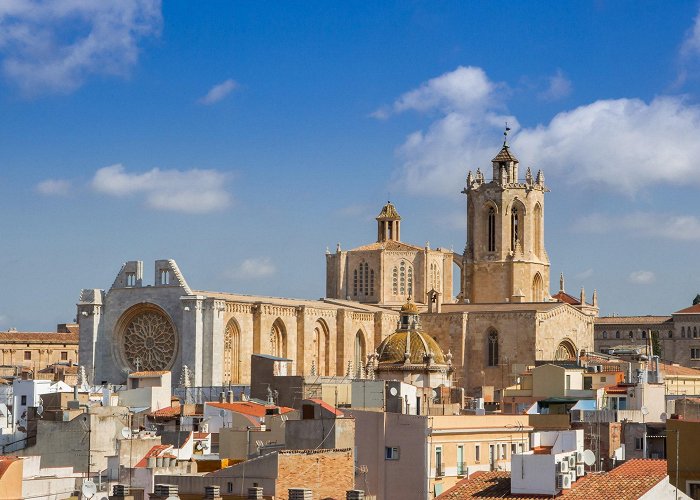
[121,311,176,371]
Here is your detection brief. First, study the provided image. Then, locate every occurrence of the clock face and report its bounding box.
[389,387,398,396]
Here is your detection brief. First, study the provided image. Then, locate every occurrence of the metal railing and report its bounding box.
[436,462,446,477]
[457,462,467,476]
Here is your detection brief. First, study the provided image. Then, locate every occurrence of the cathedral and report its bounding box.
[78,137,597,395]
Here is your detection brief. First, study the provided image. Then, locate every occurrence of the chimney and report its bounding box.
[247,487,263,500]
[204,485,222,500]
[219,391,225,403]
[227,390,234,403]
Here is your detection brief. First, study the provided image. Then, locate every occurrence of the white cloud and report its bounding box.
[574,212,700,241]
[375,66,502,117]
[234,257,276,279]
[628,270,655,285]
[36,178,71,196]
[198,79,238,105]
[0,0,161,96]
[91,164,231,213]
[380,66,700,196]
[538,69,572,101]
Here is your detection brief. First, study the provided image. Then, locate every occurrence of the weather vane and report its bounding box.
[504,122,511,146]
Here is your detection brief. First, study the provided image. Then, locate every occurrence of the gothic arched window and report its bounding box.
[487,207,496,252]
[488,330,499,367]
[370,269,375,295]
[353,269,358,296]
[511,206,520,250]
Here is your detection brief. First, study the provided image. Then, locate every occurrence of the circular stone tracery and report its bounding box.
[120,309,177,371]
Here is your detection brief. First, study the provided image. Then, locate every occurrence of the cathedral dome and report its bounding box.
[400,300,420,314]
[376,330,446,365]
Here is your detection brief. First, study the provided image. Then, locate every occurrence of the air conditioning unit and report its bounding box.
[569,470,577,483]
[568,455,576,468]
[556,473,572,490]
[558,460,569,473]
[576,451,584,463]
[576,464,585,477]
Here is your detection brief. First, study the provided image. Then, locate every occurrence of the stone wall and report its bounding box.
[275,449,354,500]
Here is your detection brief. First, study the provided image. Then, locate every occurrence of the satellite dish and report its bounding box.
[219,409,226,418]
[582,449,596,466]
[195,442,203,451]
[36,405,43,416]
[660,412,668,422]
[121,426,132,439]
[432,389,439,398]
[82,480,97,498]
[389,387,398,396]
[641,406,649,416]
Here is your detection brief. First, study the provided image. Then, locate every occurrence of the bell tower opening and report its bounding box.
[376,201,401,243]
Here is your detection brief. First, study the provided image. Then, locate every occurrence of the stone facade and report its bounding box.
[0,327,79,375]
[458,143,550,304]
[594,300,700,369]
[78,259,399,386]
[326,202,454,308]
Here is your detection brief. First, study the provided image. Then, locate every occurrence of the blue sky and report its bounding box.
[1,1,700,330]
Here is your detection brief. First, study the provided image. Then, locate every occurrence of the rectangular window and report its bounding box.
[227,482,233,493]
[61,351,68,361]
[475,444,480,462]
[24,351,31,361]
[600,376,607,383]
[21,395,26,405]
[511,443,517,455]
[692,348,700,360]
[385,447,400,460]
[500,443,506,459]
[457,445,465,475]
[566,374,571,390]
[634,437,643,450]
[489,444,495,464]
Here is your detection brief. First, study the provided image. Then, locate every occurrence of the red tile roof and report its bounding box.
[150,405,181,417]
[208,401,294,417]
[134,445,172,468]
[0,332,78,344]
[660,363,700,376]
[552,291,581,305]
[306,398,344,417]
[129,371,169,377]
[437,459,668,499]
[674,303,700,314]
[193,432,210,439]
[0,457,19,480]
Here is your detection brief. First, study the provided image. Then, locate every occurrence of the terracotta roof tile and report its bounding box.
[436,459,668,499]
[349,240,423,252]
[134,445,172,468]
[595,316,672,325]
[0,456,19,480]
[129,371,169,377]
[659,363,700,376]
[207,401,294,417]
[674,303,700,314]
[306,398,344,416]
[0,332,78,344]
[552,291,581,305]
[492,145,518,163]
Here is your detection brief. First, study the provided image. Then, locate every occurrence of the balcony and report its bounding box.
[457,462,467,476]
[435,462,446,477]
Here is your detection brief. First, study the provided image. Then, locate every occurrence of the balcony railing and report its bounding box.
[436,462,446,477]
[457,462,467,476]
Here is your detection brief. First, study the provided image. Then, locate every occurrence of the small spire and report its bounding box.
[503,122,511,147]
[560,273,565,293]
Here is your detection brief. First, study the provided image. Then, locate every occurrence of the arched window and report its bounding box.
[487,207,496,252]
[353,269,358,296]
[407,267,413,297]
[533,203,542,257]
[682,327,686,338]
[511,206,520,250]
[695,327,698,339]
[354,331,366,378]
[430,263,441,291]
[270,320,286,358]
[487,330,499,367]
[641,330,647,339]
[313,320,330,376]
[616,331,620,339]
[363,263,369,295]
[223,319,241,384]
[629,331,633,339]
[532,273,544,302]
[392,267,398,295]
[669,330,673,339]
[370,270,375,296]
[602,331,608,339]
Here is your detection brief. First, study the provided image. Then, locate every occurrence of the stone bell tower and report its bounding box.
[460,131,550,303]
